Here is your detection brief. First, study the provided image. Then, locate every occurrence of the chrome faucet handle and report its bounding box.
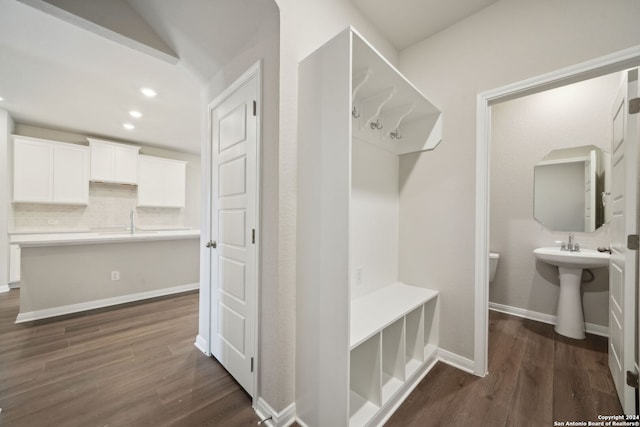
[573,242,580,252]
[555,240,567,251]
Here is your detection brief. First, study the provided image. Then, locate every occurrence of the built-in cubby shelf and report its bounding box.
[349,283,438,427]
[296,27,442,427]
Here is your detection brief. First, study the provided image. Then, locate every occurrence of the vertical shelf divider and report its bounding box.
[424,298,439,360]
[405,305,425,377]
[382,318,406,403]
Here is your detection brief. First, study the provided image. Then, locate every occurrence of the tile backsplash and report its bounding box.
[10,182,184,232]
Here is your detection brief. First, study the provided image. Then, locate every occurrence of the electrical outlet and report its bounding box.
[111,270,120,281]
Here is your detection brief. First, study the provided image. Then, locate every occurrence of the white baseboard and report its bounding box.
[194,335,209,355]
[0,284,10,293]
[15,282,199,323]
[438,347,475,374]
[489,302,609,338]
[254,398,296,427]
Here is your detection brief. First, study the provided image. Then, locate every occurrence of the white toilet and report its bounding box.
[489,253,500,283]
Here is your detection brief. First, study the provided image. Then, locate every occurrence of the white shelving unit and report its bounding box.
[296,27,442,427]
[349,284,438,427]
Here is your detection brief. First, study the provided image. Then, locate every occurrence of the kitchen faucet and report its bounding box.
[129,209,135,235]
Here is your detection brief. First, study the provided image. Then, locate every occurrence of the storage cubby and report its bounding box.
[296,27,442,427]
[348,284,438,426]
[405,306,424,378]
[350,335,382,426]
[382,319,405,403]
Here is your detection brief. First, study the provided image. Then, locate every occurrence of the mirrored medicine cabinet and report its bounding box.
[533,145,611,232]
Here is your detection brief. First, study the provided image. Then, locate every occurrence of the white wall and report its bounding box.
[0,109,14,292]
[9,124,200,232]
[275,0,397,411]
[397,0,640,360]
[351,138,399,300]
[490,73,620,328]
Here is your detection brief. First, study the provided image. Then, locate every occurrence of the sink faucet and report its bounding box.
[567,233,579,252]
[129,209,135,235]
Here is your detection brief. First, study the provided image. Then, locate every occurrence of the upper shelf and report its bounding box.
[351,31,442,155]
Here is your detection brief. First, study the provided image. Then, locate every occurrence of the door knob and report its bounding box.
[206,240,217,248]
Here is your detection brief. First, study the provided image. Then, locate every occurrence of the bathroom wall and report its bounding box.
[9,123,200,232]
[350,137,399,300]
[397,0,640,360]
[490,73,621,328]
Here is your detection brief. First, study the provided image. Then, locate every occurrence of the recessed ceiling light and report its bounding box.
[0,96,4,102]
[123,123,135,130]
[129,110,142,118]
[140,88,157,98]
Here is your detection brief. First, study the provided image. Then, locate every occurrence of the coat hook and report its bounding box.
[352,106,360,118]
[390,129,402,140]
[370,119,383,130]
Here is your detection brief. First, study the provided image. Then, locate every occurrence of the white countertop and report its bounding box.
[10,229,200,247]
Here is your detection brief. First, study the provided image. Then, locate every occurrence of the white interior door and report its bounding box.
[609,69,638,413]
[209,72,259,397]
[630,71,640,413]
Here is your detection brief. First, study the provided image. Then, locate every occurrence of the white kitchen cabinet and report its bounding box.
[9,244,20,283]
[13,136,89,205]
[88,138,140,184]
[296,29,442,427]
[138,155,186,208]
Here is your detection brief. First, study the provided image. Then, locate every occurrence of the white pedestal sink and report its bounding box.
[533,247,610,339]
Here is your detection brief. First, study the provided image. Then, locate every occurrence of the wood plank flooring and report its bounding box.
[0,289,259,427]
[387,311,623,427]
[1,289,623,426]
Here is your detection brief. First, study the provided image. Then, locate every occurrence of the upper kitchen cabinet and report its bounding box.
[138,155,187,208]
[88,138,140,185]
[13,136,89,205]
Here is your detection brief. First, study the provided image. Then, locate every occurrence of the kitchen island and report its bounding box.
[12,229,200,322]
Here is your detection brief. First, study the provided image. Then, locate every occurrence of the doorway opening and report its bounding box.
[475,46,640,413]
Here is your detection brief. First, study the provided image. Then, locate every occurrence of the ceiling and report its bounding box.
[0,0,494,154]
[0,0,278,154]
[350,0,499,50]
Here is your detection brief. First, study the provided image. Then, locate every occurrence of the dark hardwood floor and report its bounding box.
[1,289,623,427]
[0,289,259,427]
[387,310,623,427]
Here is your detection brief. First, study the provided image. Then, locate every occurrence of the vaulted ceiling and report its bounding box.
[0,0,278,153]
[0,0,495,153]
